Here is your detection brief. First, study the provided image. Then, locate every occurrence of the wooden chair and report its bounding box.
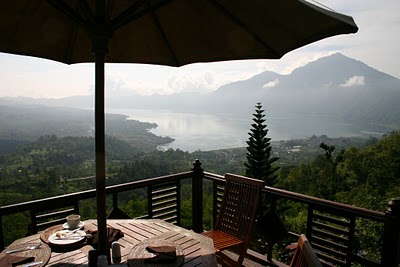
[201,173,265,267]
[290,234,322,267]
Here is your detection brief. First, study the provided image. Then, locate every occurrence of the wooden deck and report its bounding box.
[220,250,289,267]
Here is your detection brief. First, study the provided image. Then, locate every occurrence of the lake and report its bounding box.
[109,108,388,152]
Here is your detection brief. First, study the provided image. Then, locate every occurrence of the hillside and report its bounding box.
[0,103,173,154]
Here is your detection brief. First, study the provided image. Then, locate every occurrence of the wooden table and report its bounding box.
[3,219,217,267]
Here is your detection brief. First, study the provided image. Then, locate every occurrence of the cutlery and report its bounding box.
[6,243,42,254]
[66,228,80,236]
[21,261,43,267]
[56,234,92,240]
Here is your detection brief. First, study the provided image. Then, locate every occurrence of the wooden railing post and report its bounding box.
[381,198,400,267]
[0,213,3,251]
[267,197,277,261]
[148,185,153,218]
[112,192,118,210]
[192,159,204,233]
[212,180,219,226]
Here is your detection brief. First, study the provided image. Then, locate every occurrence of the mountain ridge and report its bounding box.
[2,53,400,127]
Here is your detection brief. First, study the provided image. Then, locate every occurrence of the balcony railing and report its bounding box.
[0,160,399,266]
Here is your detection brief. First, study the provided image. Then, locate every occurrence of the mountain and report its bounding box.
[207,53,400,125]
[2,53,400,127]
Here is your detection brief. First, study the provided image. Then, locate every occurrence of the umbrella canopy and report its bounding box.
[1,0,357,66]
[0,0,357,254]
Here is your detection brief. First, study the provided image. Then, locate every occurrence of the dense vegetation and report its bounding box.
[0,133,388,209]
[277,132,399,210]
[1,131,399,263]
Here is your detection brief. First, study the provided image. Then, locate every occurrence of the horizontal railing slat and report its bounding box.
[312,242,347,260]
[316,251,347,266]
[153,205,177,214]
[312,236,348,251]
[312,221,350,236]
[312,228,349,244]
[152,192,177,202]
[152,186,177,195]
[152,199,176,209]
[313,213,351,227]
[36,209,75,220]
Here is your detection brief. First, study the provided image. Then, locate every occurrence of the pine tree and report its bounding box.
[244,103,279,186]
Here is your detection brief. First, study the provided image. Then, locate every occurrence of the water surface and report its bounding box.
[109,108,387,152]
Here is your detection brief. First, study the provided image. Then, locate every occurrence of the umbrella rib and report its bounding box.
[78,0,96,25]
[146,2,180,66]
[64,19,80,64]
[207,0,282,59]
[112,0,146,29]
[47,0,91,32]
[111,0,172,31]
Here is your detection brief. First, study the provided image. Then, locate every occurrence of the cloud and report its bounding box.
[103,65,259,96]
[262,79,280,88]
[339,76,365,87]
[165,68,256,94]
[167,71,214,93]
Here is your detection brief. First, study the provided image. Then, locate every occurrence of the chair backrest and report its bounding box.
[290,234,322,267]
[215,173,265,241]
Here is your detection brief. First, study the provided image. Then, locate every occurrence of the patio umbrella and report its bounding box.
[0,0,358,254]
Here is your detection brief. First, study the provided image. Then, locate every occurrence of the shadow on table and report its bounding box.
[50,244,87,253]
[127,254,185,267]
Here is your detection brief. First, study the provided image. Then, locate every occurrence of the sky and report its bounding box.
[0,0,399,99]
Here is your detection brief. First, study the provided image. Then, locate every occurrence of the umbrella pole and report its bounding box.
[95,51,108,256]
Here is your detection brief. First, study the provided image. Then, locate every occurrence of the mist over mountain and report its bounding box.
[2,53,400,128]
[206,53,400,123]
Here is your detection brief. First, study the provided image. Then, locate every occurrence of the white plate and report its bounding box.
[62,221,84,230]
[48,230,86,245]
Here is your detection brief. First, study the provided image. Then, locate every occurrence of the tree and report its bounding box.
[320,142,335,160]
[245,103,285,252]
[244,103,279,186]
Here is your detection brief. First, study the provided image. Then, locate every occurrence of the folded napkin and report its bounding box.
[145,245,176,263]
[0,254,35,267]
[86,227,124,249]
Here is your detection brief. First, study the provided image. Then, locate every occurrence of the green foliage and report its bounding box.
[275,131,400,263]
[244,103,279,186]
[119,193,147,218]
[319,142,335,160]
[191,148,247,175]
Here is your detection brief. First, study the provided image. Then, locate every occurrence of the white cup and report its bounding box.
[66,214,81,229]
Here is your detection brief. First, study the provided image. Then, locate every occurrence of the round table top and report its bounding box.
[0,242,51,267]
[128,239,184,267]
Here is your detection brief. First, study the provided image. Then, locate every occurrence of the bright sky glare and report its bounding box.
[0,0,398,99]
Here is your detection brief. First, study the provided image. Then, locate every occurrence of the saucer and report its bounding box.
[62,221,84,230]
